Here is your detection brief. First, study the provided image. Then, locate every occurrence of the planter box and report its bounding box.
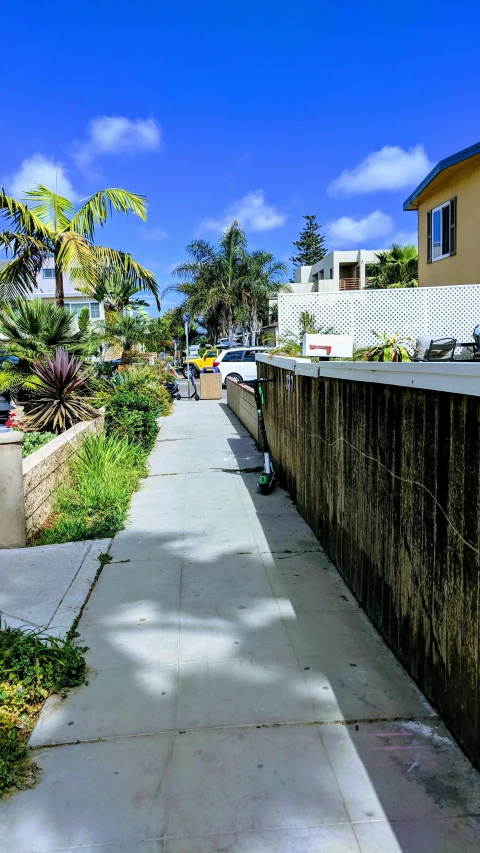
[23,412,104,535]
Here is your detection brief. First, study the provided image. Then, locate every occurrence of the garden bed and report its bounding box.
[0,625,87,796]
[23,414,104,537]
[30,365,172,546]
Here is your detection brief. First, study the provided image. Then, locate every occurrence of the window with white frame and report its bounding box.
[64,301,101,319]
[42,268,55,278]
[427,198,456,262]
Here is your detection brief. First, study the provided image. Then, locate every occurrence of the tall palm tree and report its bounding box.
[77,269,160,316]
[167,221,247,344]
[236,250,288,345]
[0,185,158,305]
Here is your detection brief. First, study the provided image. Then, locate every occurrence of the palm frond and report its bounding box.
[0,189,54,240]
[0,231,49,256]
[0,363,41,397]
[24,185,75,231]
[0,253,44,300]
[0,231,50,299]
[56,232,97,289]
[0,299,89,360]
[91,247,160,308]
[68,189,148,240]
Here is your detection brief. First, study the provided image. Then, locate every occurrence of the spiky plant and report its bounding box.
[25,349,99,433]
[354,331,413,362]
[0,299,89,399]
[271,315,335,358]
[0,185,158,305]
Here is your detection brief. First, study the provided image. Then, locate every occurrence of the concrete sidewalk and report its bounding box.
[0,538,111,638]
[2,398,480,851]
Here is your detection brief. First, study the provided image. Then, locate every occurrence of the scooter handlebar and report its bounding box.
[243,378,275,386]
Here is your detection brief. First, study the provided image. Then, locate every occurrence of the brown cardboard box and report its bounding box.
[200,370,222,399]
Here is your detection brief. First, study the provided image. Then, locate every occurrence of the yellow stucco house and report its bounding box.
[404,141,480,287]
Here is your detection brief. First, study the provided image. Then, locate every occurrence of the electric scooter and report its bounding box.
[243,378,275,494]
[189,372,200,401]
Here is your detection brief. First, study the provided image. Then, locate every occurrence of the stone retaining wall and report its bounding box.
[226,378,259,444]
[23,413,104,534]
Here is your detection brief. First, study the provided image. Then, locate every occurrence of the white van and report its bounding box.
[213,347,271,385]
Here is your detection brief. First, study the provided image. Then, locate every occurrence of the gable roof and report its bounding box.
[403,141,480,210]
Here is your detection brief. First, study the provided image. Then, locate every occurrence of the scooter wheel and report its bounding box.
[194,393,200,401]
[176,393,182,400]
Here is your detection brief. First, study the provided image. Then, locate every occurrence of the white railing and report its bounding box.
[278,284,480,349]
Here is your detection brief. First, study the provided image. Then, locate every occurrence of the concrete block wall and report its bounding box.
[23,413,104,535]
[226,378,259,444]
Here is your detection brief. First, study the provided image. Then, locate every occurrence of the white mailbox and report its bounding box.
[302,334,354,358]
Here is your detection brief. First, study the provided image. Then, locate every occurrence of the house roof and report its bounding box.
[403,141,480,210]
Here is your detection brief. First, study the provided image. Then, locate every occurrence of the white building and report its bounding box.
[0,260,104,321]
[291,249,382,294]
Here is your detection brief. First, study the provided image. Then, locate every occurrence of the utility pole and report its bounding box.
[184,315,190,399]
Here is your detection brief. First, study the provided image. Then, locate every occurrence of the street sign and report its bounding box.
[184,314,190,323]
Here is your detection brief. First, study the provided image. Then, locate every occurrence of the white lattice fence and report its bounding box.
[278,285,480,349]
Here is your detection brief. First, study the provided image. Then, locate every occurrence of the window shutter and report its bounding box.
[427,210,432,263]
[449,197,457,256]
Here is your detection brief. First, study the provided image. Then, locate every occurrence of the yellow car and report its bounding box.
[182,347,221,378]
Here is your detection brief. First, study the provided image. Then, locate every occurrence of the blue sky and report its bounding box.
[2,0,479,315]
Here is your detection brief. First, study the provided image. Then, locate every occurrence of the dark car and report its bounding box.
[0,350,19,366]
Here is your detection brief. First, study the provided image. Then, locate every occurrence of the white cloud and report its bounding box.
[200,190,287,233]
[74,116,161,168]
[141,226,167,241]
[390,230,418,247]
[327,210,394,245]
[7,154,78,200]
[328,145,433,196]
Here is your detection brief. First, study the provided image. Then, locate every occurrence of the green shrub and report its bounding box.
[33,434,147,545]
[0,626,87,796]
[112,365,173,412]
[105,386,160,450]
[21,431,55,458]
[0,726,37,796]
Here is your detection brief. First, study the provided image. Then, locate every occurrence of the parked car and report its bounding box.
[182,347,221,378]
[213,347,271,385]
[0,349,19,366]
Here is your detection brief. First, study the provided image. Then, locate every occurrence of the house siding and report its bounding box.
[418,153,480,287]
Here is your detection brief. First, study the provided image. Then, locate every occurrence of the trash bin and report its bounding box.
[199,367,222,400]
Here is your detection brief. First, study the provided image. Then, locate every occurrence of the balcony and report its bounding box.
[339,277,360,291]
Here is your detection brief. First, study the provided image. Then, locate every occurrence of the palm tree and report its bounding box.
[366,244,418,289]
[103,313,149,363]
[0,185,158,305]
[0,299,88,359]
[236,250,288,345]
[77,268,160,316]
[0,299,89,397]
[165,222,289,345]
[167,221,247,344]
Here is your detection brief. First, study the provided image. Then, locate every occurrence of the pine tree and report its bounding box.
[290,215,327,267]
